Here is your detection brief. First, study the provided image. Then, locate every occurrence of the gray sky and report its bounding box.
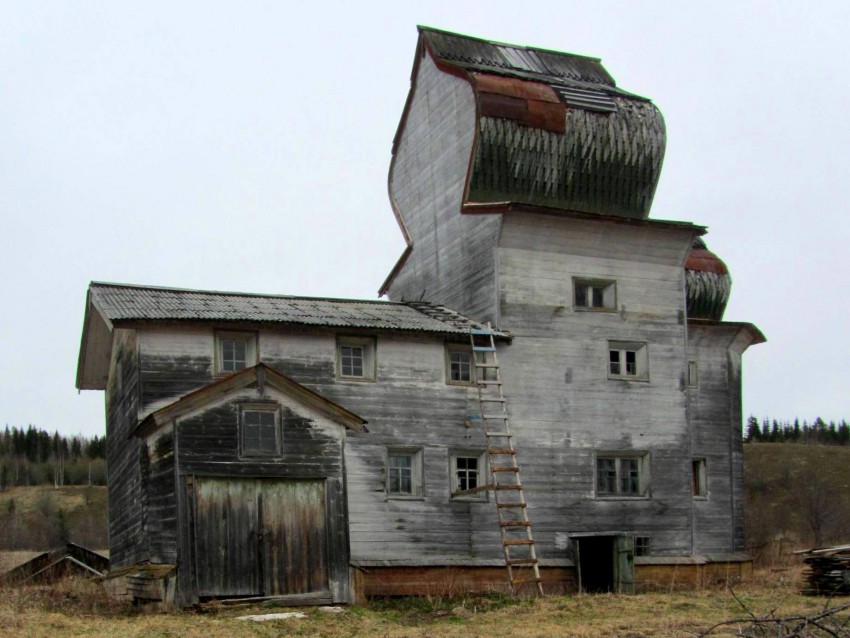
[2,2,847,437]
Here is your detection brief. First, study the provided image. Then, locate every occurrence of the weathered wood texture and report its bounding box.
[106,328,146,568]
[493,213,699,558]
[170,385,350,604]
[387,49,502,323]
[687,323,750,554]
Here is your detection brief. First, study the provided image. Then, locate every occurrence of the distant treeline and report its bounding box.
[0,425,107,488]
[745,416,850,445]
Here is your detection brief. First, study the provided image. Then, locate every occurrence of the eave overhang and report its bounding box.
[134,363,367,438]
[687,319,767,353]
[76,288,114,391]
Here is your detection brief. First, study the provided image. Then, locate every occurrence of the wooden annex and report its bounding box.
[76,27,764,605]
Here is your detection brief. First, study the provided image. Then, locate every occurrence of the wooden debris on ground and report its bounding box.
[795,544,850,596]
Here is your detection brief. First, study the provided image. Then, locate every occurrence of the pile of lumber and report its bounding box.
[796,544,850,596]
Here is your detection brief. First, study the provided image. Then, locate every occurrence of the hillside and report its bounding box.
[744,443,850,558]
[0,485,108,554]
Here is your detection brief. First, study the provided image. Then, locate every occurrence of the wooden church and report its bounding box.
[76,27,764,605]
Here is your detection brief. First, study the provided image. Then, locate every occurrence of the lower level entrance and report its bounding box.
[193,477,329,599]
[574,534,634,593]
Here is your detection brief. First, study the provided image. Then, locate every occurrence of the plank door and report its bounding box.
[614,535,635,594]
[194,477,261,597]
[260,479,329,596]
[194,477,329,599]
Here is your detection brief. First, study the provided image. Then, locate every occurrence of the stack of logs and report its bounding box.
[796,545,850,596]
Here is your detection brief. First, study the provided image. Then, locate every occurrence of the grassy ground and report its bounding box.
[1,566,843,638]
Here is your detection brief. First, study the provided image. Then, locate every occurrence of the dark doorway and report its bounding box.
[576,536,615,592]
[574,534,634,594]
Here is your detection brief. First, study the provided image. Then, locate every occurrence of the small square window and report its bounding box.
[450,451,487,500]
[596,453,649,497]
[337,336,376,380]
[446,345,474,385]
[687,361,699,388]
[692,458,707,498]
[215,331,257,375]
[574,278,616,311]
[608,341,649,381]
[634,536,650,556]
[240,405,280,457]
[386,449,422,498]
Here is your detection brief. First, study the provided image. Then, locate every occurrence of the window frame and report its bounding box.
[595,452,650,499]
[336,335,377,381]
[215,330,258,376]
[445,344,475,386]
[449,450,488,501]
[687,360,699,388]
[607,340,649,381]
[385,448,423,499]
[692,458,708,498]
[238,402,281,459]
[573,278,617,312]
[634,535,650,556]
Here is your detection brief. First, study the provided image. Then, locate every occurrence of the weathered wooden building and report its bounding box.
[76,27,763,604]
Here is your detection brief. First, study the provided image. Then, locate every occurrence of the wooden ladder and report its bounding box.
[469,325,544,596]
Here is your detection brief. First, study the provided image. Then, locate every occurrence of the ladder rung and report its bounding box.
[477,380,502,385]
[507,558,538,566]
[494,484,522,490]
[470,328,495,335]
[474,363,499,368]
[488,448,516,455]
[472,346,496,352]
[491,466,519,472]
[511,577,543,585]
[480,398,506,403]
[504,540,534,546]
[481,414,509,420]
[501,521,532,527]
[484,431,512,436]
[451,484,493,497]
[497,503,527,508]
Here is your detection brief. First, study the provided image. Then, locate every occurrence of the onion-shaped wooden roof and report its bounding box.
[685,238,731,321]
[419,27,666,219]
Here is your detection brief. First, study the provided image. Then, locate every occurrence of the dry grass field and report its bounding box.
[1,565,846,638]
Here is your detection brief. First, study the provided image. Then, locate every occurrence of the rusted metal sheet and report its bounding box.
[473,73,560,103]
[479,92,528,121]
[193,477,329,599]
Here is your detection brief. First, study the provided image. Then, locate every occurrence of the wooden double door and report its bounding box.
[193,477,329,599]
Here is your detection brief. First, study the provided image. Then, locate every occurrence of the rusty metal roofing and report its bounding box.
[88,282,502,336]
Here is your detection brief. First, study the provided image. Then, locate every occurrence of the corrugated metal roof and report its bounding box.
[88,282,501,336]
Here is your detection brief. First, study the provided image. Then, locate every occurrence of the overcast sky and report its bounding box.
[1,2,847,438]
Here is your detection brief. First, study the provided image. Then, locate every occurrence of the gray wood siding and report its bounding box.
[262,331,502,562]
[146,429,176,563]
[105,329,147,568]
[138,326,213,416]
[387,50,501,323]
[687,324,748,554]
[495,214,697,558]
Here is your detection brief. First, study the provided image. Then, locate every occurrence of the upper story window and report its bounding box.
[450,451,487,500]
[687,361,699,388]
[215,331,257,375]
[446,344,474,385]
[239,404,280,458]
[337,336,376,381]
[574,278,616,311]
[608,341,649,381]
[386,448,423,498]
[596,453,649,498]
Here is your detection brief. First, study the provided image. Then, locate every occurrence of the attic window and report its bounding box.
[240,405,280,458]
[337,336,376,381]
